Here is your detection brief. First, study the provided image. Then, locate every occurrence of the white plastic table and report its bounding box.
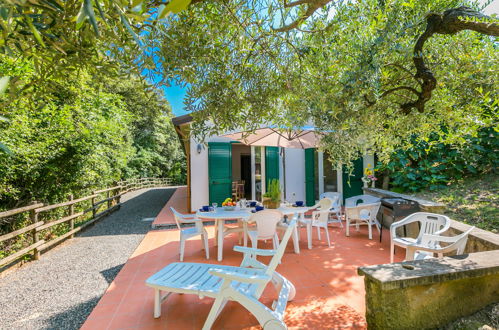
[277,206,313,249]
[196,208,252,261]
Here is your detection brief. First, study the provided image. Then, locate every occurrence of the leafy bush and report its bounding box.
[378,126,498,192]
[0,56,185,212]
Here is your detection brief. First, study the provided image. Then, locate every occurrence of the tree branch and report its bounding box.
[400,6,499,114]
[273,0,332,32]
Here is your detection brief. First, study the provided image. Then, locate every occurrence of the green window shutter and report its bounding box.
[208,142,232,205]
[305,148,315,206]
[342,156,364,200]
[265,147,279,187]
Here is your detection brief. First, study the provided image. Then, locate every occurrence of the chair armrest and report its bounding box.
[233,245,277,256]
[420,233,457,244]
[434,220,452,235]
[209,269,271,284]
[179,217,203,224]
[390,216,419,238]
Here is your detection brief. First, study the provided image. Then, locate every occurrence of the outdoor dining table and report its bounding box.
[197,206,305,261]
[196,208,252,261]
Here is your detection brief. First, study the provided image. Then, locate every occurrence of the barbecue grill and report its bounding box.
[378,197,420,242]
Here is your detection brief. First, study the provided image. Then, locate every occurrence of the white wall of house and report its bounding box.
[190,137,209,211]
[283,148,306,203]
[363,154,375,172]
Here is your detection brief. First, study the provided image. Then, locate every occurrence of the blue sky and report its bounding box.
[164,83,188,117]
[163,0,498,117]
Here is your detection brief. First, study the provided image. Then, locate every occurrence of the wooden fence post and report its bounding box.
[30,202,40,260]
[116,186,121,207]
[107,189,112,210]
[91,193,96,219]
[68,194,75,238]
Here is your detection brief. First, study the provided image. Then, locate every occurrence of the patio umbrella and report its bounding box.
[222,126,320,149]
[223,126,321,201]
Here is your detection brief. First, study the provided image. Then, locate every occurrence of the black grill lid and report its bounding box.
[381,197,418,206]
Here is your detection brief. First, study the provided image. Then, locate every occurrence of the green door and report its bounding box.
[305,148,315,206]
[208,142,232,204]
[265,147,279,187]
[342,157,364,199]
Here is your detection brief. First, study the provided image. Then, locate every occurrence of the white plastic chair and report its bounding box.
[247,210,283,249]
[345,194,380,207]
[299,198,334,248]
[146,219,298,330]
[390,212,451,263]
[405,227,475,261]
[345,202,381,240]
[170,207,209,261]
[320,192,343,228]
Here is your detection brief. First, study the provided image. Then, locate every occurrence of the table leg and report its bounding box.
[307,223,312,249]
[217,219,224,262]
[214,219,218,247]
[292,226,300,254]
[243,221,248,247]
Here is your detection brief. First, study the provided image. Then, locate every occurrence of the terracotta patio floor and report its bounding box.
[152,186,189,228]
[82,218,403,329]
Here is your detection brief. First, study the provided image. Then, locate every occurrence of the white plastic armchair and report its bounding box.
[247,210,283,249]
[345,194,380,207]
[345,202,381,240]
[170,207,209,261]
[405,227,475,261]
[298,198,334,248]
[390,212,451,263]
[145,219,298,330]
[320,192,343,227]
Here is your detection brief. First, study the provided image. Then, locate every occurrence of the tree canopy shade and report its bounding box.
[1,0,498,168]
[146,0,498,166]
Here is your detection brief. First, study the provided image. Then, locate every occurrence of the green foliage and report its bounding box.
[147,0,498,170]
[263,179,281,202]
[415,173,498,232]
[378,126,498,192]
[0,55,185,210]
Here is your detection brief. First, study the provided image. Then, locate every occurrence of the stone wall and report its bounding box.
[359,251,499,329]
[448,220,499,253]
[360,188,499,329]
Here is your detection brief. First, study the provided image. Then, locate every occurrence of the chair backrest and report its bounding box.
[170,207,186,230]
[406,213,450,240]
[345,194,380,207]
[249,209,283,239]
[313,210,329,225]
[345,202,381,221]
[316,197,334,210]
[320,192,342,207]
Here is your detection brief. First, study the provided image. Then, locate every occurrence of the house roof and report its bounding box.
[171,114,193,126]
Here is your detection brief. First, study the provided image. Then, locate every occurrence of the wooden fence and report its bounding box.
[0,177,173,269]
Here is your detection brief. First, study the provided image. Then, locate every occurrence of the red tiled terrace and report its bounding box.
[83,188,403,329]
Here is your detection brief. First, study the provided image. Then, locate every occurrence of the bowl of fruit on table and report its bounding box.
[222,198,237,211]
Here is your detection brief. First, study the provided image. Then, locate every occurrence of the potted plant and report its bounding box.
[263,179,281,209]
[362,164,378,188]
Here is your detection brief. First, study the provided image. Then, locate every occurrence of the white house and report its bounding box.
[172,114,374,212]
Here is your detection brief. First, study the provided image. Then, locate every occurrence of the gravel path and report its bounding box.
[0,187,175,330]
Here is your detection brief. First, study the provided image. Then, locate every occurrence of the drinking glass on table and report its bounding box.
[212,202,218,211]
